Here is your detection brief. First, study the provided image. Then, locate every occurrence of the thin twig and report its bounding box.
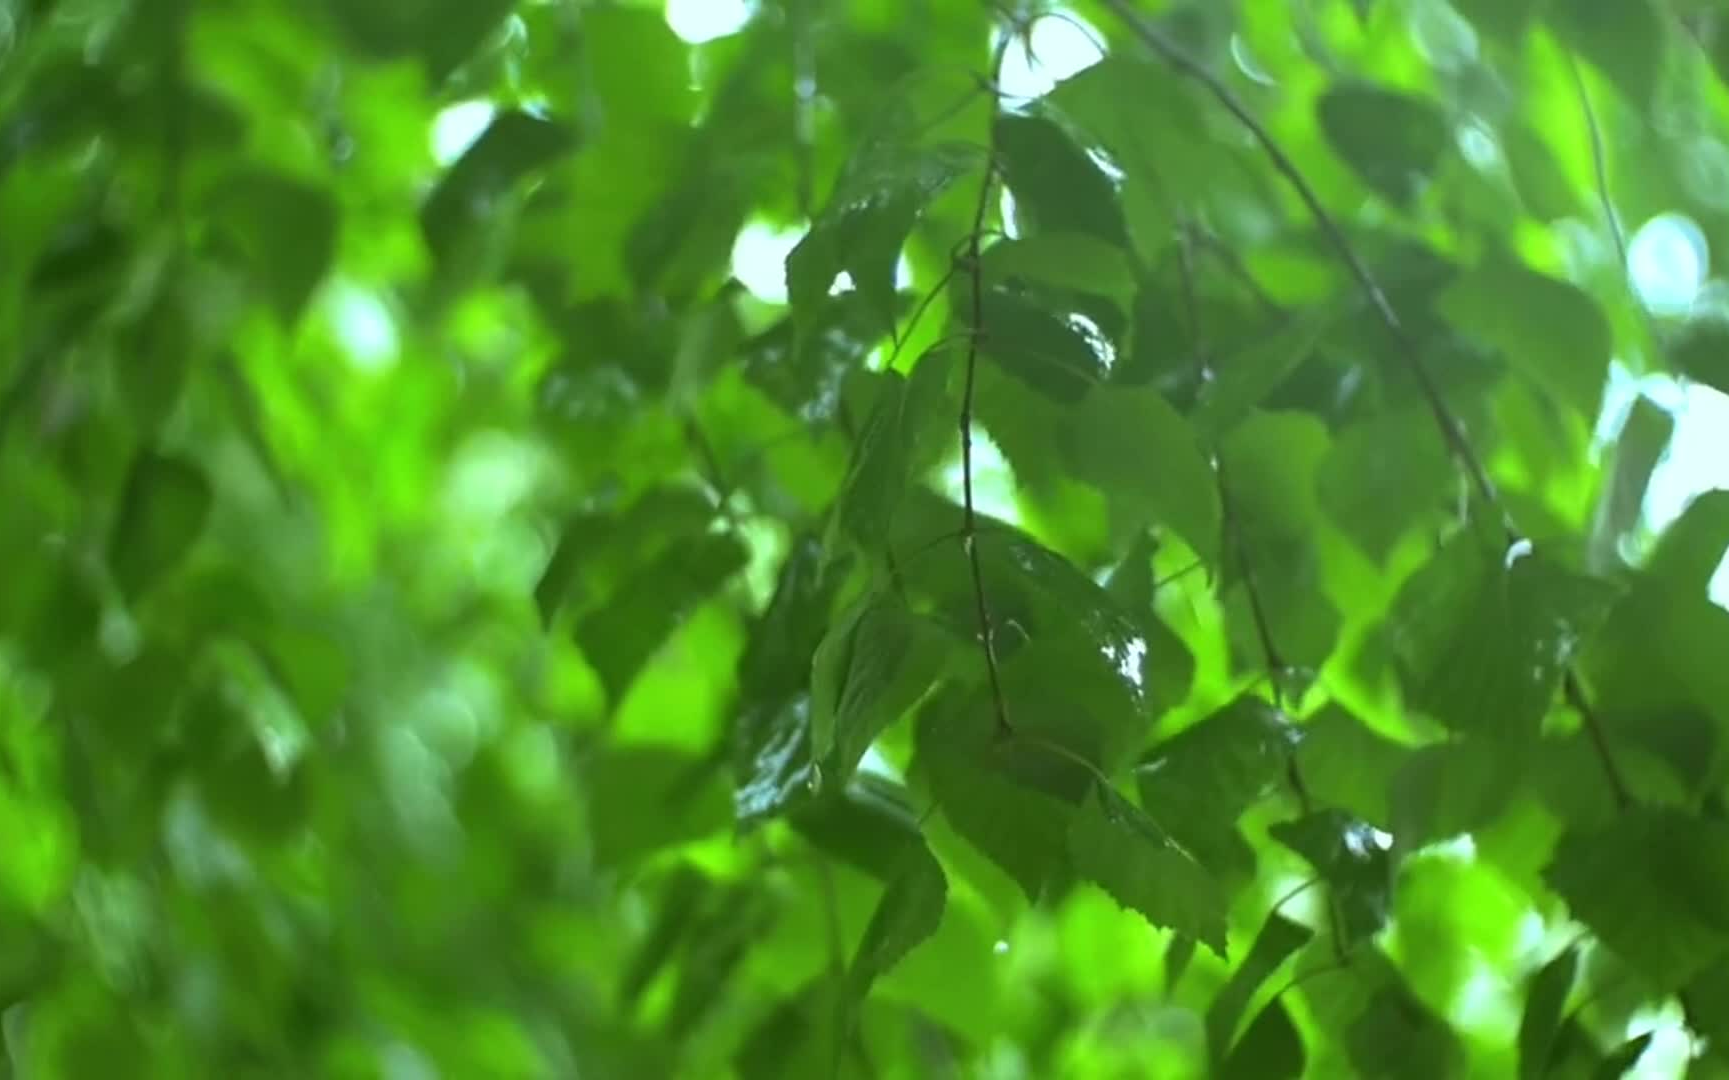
[959,34,1016,739]
[1568,55,1628,272]
[886,264,959,370]
[1564,671,1632,810]
[1097,0,1502,520]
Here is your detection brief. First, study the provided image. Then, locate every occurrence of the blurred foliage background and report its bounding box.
[5,0,1729,1076]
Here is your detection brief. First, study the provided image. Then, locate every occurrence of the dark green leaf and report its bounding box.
[208,169,339,325]
[794,773,930,882]
[992,113,1126,244]
[1068,784,1229,954]
[787,140,978,338]
[575,533,748,702]
[1548,0,1666,108]
[978,286,1108,402]
[833,356,952,550]
[1346,985,1463,1080]
[1438,249,1613,419]
[1069,385,1221,562]
[1138,697,1296,880]
[1503,125,1583,222]
[1294,707,1412,831]
[849,846,946,995]
[1270,809,1393,948]
[735,697,818,826]
[1220,1000,1305,1080]
[981,232,1135,311]
[1453,0,1541,41]
[810,595,954,784]
[1592,1033,1653,1079]
[1646,489,1729,597]
[1545,808,1729,989]
[1318,409,1454,562]
[421,110,579,265]
[1206,912,1312,1061]
[1670,317,1729,399]
[1519,946,1580,1080]
[108,450,213,601]
[1317,84,1450,207]
[1589,396,1674,568]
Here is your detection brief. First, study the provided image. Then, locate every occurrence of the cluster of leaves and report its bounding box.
[5,0,1729,1075]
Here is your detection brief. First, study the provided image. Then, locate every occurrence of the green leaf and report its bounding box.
[421,110,579,265]
[1220,1000,1305,1080]
[1317,84,1450,207]
[1453,0,1542,41]
[1589,396,1673,568]
[1502,124,1583,222]
[587,748,731,867]
[735,698,818,826]
[1070,385,1221,562]
[108,450,213,601]
[833,356,952,551]
[575,533,748,702]
[787,140,978,338]
[1391,533,1618,745]
[849,845,946,995]
[1519,946,1580,1080]
[1068,784,1229,955]
[1206,913,1313,1061]
[981,232,1136,311]
[1438,249,1613,419]
[793,775,930,882]
[583,6,697,127]
[1138,697,1296,880]
[1195,312,1334,437]
[1391,737,1526,847]
[992,113,1127,244]
[1545,808,1729,989]
[1670,317,1729,398]
[1592,1033,1653,1079]
[1548,0,1666,108]
[1346,985,1463,1080]
[1294,707,1412,830]
[810,595,953,784]
[1318,410,1454,562]
[1646,489,1729,597]
[1270,810,1393,948]
[978,286,1108,402]
[1104,535,1197,717]
[322,0,516,83]
[208,169,339,325]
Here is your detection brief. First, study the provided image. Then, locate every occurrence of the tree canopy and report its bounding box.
[4,0,1729,1076]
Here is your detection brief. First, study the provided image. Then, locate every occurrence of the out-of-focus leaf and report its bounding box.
[735,697,818,826]
[1670,317,1729,398]
[1220,999,1305,1080]
[1068,784,1228,955]
[421,110,579,265]
[1195,312,1333,437]
[1270,810,1393,948]
[322,0,516,82]
[849,845,946,995]
[810,595,953,783]
[1545,808,1729,990]
[584,6,697,127]
[992,113,1127,244]
[1646,489,1729,596]
[207,169,339,325]
[1346,984,1462,1080]
[575,533,748,703]
[1503,125,1582,222]
[1138,697,1296,880]
[1548,0,1665,108]
[1317,84,1450,208]
[1391,737,1525,846]
[108,450,213,602]
[1206,912,1312,1061]
[1295,707,1411,830]
[787,139,978,339]
[978,286,1108,402]
[1592,1033,1653,1078]
[587,748,731,867]
[1438,250,1613,419]
[1454,0,1541,41]
[1519,946,1580,1080]
[1070,385,1221,563]
[1318,409,1454,562]
[1589,396,1673,569]
[535,488,716,627]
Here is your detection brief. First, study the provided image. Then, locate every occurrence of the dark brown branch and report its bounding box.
[959,35,1016,739]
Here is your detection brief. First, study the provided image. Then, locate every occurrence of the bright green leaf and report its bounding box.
[1068,784,1229,955]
